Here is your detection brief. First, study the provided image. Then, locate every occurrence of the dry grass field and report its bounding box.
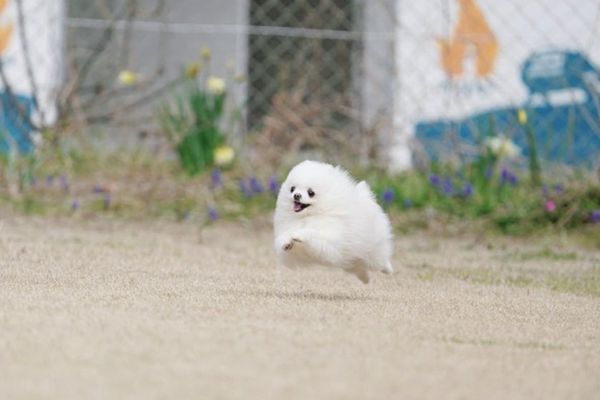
[1,215,599,399]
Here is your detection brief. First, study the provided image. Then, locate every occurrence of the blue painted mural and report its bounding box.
[0,0,36,155]
[416,50,600,167]
[0,92,36,154]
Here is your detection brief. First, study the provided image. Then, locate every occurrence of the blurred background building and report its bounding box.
[1,0,599,170]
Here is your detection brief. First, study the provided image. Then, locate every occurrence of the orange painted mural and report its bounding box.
[0,0,14,55]
[436,0,498,79]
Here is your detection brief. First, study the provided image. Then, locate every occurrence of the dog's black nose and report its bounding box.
[293,193,301,201]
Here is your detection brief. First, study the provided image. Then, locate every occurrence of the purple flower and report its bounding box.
[542,185,549,197]
[249,177,263,194]
[463,182,473,197]
[429,175,441,187]
[500,167,510,183]
[500,168,518,186]
[239,179,251,197]
[45,174,55,187]
[70,199,80,211]
[93,184,104,194]
[382,188,395,204]
[591,209,600,224]
[268,176,279,195]
[403,198,413,208]
[442,178,453,196]
[60,175,70,193]
[207,207,219,221]
[210,169,222,188]
[554,184,563,194]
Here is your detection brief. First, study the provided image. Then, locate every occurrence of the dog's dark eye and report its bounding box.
[290,186,295,193]
[308,188,315,198]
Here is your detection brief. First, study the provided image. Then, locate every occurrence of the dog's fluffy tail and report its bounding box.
[356,180,376,201]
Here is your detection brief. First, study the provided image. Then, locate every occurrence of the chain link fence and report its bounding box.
[1,0,599,170]
[247,0,393,166]
[62,0,399,166]
[398,0,600,171]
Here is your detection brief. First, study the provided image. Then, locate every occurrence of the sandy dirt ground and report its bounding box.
[1,216,599,400]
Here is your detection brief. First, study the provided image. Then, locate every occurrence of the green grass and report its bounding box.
[511,247,578,261]
[362,161,600,234]
[1,144,599,240]
[436,336,565,351]
[411,263,600,297]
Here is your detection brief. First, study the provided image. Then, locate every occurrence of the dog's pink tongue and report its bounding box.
[293,202,302,212]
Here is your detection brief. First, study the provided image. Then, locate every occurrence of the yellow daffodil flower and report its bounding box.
[118,70,138,86]
[185,63,200,79]
[214,145,235,166]
[517,109,527,125]
[200,47,211,60]
[206,76,226,95]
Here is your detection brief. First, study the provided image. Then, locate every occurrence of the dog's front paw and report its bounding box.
[283,238,302,251]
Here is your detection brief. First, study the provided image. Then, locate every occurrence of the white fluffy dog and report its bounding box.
[273,160,394,283]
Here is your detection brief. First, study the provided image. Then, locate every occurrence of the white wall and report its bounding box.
[0,0,64,127]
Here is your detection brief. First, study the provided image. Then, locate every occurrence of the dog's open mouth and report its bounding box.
[293,201,310,212]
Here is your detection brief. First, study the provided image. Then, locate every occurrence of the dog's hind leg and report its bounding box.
[347,265,370,284]
[382,261,394,274]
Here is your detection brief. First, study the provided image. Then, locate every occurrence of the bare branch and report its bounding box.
[0,59,36,131]
[84,76,184,124]
[14,0,44,127]
[60,1,129,117]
